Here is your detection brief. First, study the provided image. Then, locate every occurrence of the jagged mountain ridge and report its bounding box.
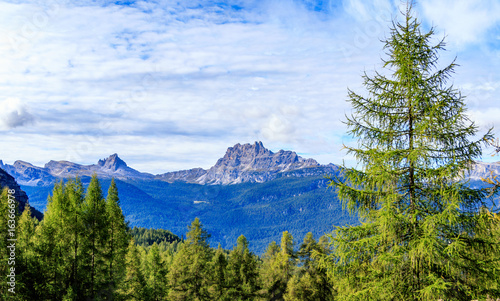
[0,153,154,186]
[158,141,326,184]
[3,141,499,187]
[1,142,335,186]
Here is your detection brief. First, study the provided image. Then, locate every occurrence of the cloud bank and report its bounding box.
[0,0,498,172]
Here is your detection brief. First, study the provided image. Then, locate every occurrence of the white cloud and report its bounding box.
[0,98,34,129]
[419,0,500,47]
[0,0,498,172]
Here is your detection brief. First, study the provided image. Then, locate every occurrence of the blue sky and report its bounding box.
[0,0,499,173]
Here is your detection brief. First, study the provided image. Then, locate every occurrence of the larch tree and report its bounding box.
[34,181,76,300]
[324,3,499,300]
[80,175,110,299]
[284,233,332,301]
[260,231,296,300]
[209,244,228,300]
[119,238,147,300]
[225,235,260,300]
[104,178,129,297]
[146,242,169,300]
[17,203,39,300]
[168,218,213,301]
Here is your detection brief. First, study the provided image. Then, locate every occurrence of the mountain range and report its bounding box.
[2,141,499,253]
[0,141,338,186]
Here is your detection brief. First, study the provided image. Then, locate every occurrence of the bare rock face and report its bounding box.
[158,141,325,184]
[97,153,128,172]
[200,142,321,184]
[156,168,208,183]
[3,142,335,186]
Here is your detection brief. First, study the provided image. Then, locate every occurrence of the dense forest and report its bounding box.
[0,176,333,300]
[2,3,500,301]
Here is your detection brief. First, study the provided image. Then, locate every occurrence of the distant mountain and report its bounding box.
[0,153,153,186]
[465,161,500,181]
[157,141,331,184]
[1,142,337,187]
[4,142,500,253]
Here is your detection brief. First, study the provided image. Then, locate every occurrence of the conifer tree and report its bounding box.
[209,245,228,300]
[65,178,85,298]
[284,233,332,301]
[34,181,75,299]
[17,203,39,300]
[104,178,129,297]
[226,235,260,299]
[325,3,499,300]
[80,175,110,299]
[168,218,213,301]
[146,242,169,300]
[260,231,296,300]
[119,239,147,300]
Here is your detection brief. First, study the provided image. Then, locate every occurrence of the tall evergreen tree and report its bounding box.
[284,233,332,301]
[168,218,213,301]
[104,178,129,297]
[16,203,39,300]
[81,175,110,299]
[146,242,169,300]
[226,235,260,300]
[325,3,500,300]
[209,245,228,300]
[34,181,75,299]
[65,178,85,299]
[260,231,296,300]
[119,238,147,300]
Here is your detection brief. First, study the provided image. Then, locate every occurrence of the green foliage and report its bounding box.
[24,172,352,254]
[145,242,169,300]
[119,239,147,300]
[168,218,213,300]
[260,231,297,300]
[130,226,181,248]
[80,175,111,298]
[104,178,130,299]
[225,235,260,300]
[324,4,500,300]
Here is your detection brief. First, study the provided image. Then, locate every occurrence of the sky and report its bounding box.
[0,0,499,174]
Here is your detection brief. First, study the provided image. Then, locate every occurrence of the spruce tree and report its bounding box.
[325,3,499,300]
[285,233,332,301]
[34,181,74,299]
[65,178,85,298]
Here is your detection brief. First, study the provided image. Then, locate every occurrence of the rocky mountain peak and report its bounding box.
[216,141,274,169]
[197,142,321,184]
[98,153,127,171]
